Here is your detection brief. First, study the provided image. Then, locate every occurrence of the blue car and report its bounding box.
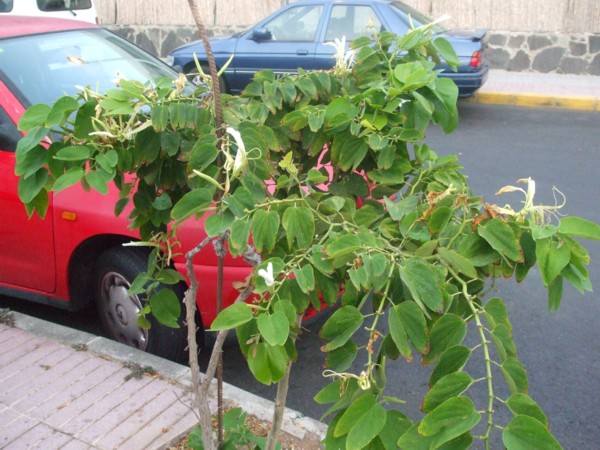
[168,0,489,97]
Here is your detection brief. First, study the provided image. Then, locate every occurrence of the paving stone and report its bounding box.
[72,376,162,442]
[31,430,75,450]
[7,422,54,448]
[0,330,40,366]
[45,367,129,428]
[6,351,92,408]
[93,387,180,448]
[29,357,120,420]
[118,391,198,449]
[0,410,37,448]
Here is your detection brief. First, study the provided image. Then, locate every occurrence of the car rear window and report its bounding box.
[0,1,13,13]
[38,0,92,12]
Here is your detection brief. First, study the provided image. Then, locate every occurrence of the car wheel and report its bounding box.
[93,246,188,363]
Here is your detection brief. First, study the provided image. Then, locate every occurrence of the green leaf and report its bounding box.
[54,145,91,161]
[282,207,314,250]
[506,393,549,428]
[422,372,474,413]
[156,268,186,285]
[53,167,84,193]
[320,306,363,351]
[18,104,51,131]
[18,168,48,204]
[210,303,253,331]
[418,397,480,447]
[229,219,251,254]
[432,37,460,67]
[399,257,444,314]
[346,402,387,450]
[559,216,600,240]
[293,264,315,293]
[334,394,377,437]
[548,276,564,311]
[478,218,523,262]
[16,126,50,155]
[423,314,467,365]
[325,340,358,372]
[46,96,80,127]
[251,209,280,252]
[491,324,517,362]
[84,169,111,195]
[429,206,452,233]
[149,288,181,328]
[502,357,529,394]
[536,238,571,287]
[395,301,428,354]
[430,346,472,387]
[503,415,562,450]
[257,311,289,347]
[483,297,511,331]
[388,305,413,362]
[205,212,234,237]
[151,193,172,211]
[378,410,414,450]
[247,343,289,385]
[170,188,213,222]
[438,247,478,279]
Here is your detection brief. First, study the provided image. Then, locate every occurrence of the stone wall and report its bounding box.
[488,32,600,75]
[106,24,600,76]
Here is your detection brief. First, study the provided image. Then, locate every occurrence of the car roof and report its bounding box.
[0,16,97,39]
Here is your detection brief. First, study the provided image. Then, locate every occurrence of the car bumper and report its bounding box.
[440,64,490,98]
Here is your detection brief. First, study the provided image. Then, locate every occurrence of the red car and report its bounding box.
[0,16,254,362]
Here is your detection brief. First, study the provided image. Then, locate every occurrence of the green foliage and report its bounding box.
[187,408,278,450]
[15,21,598,449]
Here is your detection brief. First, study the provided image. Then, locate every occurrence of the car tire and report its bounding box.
[93,246,188,363]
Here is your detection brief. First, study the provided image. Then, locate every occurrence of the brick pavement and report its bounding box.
[0,324,197,450]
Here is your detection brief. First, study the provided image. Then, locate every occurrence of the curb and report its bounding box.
[10,311,327,448]
[466,91,600,112]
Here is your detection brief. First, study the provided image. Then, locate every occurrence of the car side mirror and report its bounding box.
[252,28,273,42]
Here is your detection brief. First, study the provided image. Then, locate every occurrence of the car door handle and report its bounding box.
[296,49,309,56]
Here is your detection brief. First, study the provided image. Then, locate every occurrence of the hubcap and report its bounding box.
[99,271,149,351]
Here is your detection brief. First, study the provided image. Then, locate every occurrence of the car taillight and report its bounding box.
[470,51,482,68]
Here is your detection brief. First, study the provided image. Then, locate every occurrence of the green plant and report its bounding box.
[187,407,277,450]
[15,22,599,449]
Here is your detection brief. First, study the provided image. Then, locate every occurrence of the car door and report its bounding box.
[0,81,56,293]
[314,3,385,70]
[231,3,324,88]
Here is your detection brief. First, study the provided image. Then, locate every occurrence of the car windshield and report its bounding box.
[390,1,447,34]
[0,28,178,107]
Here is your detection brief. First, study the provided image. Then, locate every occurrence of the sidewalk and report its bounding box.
[468,69,600,111]
[0,313,326,450]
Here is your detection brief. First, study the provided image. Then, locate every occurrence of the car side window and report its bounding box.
[325,5,383,42]
[0,106,21,152]
[0,0,13,13]
[37,0,92,11]
[263,5,323,42]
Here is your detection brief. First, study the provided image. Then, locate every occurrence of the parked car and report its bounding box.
[0,0,97,23]
[0,16,257,363]
[167,0,489,97]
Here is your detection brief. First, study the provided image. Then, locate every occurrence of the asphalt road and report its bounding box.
[2,103,599,448]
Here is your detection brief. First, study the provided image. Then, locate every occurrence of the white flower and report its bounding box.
[225,127,248,177]
[493,178,565,224]
[258,262,275,287]
[325,36,356,74]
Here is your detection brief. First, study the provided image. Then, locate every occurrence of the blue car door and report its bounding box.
[231,3,324,89]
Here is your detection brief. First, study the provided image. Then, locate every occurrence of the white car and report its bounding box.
[0,0,97,23]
